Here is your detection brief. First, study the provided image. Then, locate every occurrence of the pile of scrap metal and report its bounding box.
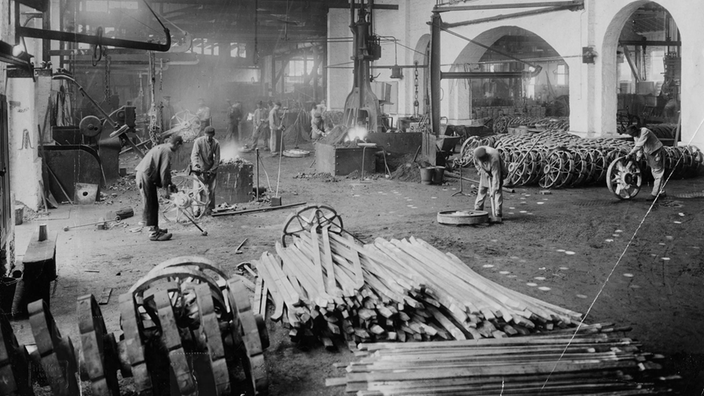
[0,257,269,396]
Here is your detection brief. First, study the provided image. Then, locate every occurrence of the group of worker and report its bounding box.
[135,98,290,242]
[472,124,666,223]
[139,92,665,241]
[135,125,219,242]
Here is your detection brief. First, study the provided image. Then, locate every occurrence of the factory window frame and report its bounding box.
[526,76,536,99]
[229,43,246,58]
[556,64,568,85]
[288,59,314,77]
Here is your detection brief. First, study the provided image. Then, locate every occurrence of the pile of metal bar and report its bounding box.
[254,230,583,349]
[0,257,268,396]
[326,329,681,395]
[458,130,703,188]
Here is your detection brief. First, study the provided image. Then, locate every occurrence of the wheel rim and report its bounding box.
[606,157,642,199]
[162,173,211,222]
[281,205,344,247]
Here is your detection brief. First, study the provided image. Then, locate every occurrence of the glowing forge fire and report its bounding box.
[344,126,369,142]
[220,141,242,162]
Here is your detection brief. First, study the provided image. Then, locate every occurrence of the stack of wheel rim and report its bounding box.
[0,256,269,396]
[457,130,703,189]
[493,116,570,134]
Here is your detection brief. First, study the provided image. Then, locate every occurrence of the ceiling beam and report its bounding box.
[434,1,582,13]
[619,40,681,46]
[16,0,48,12]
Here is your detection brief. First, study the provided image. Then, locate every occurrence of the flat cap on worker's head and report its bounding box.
[474,147,487,159]
[626,125,640,135]
[275,101,282,106]
[204,126,215,135]
[169,134,184,145]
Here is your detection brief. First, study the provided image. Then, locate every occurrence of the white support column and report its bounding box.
[8,77,43,211]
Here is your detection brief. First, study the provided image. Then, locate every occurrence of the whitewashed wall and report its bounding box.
[327,0,704,148]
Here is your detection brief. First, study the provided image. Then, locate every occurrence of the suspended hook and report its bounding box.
[92,27,104,67]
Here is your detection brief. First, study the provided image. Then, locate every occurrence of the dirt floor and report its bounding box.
[9,140,704,395]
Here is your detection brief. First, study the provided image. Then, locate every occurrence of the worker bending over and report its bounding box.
[191,126,221,216]
[473,146,507,223]
[136,135,183,241]
[625,125,666,201]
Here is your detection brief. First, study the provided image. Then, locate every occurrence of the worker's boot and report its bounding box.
[149,228,172,241]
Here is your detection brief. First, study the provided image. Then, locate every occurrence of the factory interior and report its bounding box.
[1,0,704,395]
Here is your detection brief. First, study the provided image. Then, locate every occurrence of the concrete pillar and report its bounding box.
[8,77,44,211]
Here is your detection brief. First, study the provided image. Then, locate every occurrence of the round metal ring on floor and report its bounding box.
[437,210,489,225]
[282,149,310,158]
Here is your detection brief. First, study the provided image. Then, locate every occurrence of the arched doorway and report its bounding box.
[614,3,680,142]
[446,27,569,125]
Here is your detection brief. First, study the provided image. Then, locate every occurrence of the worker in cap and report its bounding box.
[268,101,286,155]
[473,145,508,223]
[624,124,665,201]
[191,126,221,216]
[135,134,184,241]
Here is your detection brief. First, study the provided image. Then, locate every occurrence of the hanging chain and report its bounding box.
[148,51,160,146]
[104,53,111,103]
[413,60,420,119]
[159,58,163,91]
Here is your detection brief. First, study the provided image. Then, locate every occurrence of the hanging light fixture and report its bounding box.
[390,38,403,79]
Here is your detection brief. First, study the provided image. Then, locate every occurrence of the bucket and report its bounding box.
[75,183,99,204]
[432,166,445,184]
[420,167,434,185]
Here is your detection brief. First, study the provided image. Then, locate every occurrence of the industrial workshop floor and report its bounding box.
[10,141,704,395]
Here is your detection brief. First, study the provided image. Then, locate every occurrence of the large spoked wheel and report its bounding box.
[457,136,482,168]
[162,174,210,222]
[606,157,642,200]
[281,205,344,247]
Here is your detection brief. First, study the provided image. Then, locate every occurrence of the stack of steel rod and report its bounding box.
[253,230,583,348]
[326,328,681,395]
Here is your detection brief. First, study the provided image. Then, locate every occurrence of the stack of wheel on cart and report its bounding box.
[0,256,269,396]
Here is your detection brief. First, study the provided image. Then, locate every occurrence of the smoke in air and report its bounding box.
[220,141,242,162]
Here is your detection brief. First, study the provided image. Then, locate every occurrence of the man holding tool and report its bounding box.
[135,135,183,241]
[191,126,221,216]
[624,125,666,201]
[473,146,508,223]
